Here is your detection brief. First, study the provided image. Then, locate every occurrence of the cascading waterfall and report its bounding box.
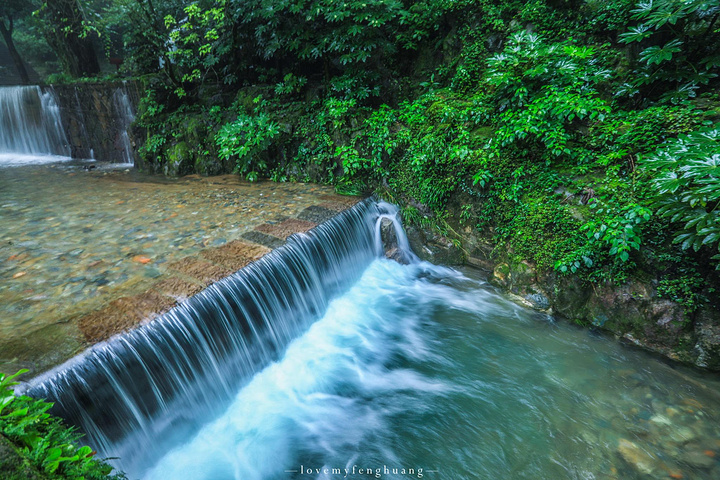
[22,199,403,478]
[112,85,135,164]
[0,86,69,159]
[18,199,720,480]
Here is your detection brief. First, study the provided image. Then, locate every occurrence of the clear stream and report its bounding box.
[140,259,720,480]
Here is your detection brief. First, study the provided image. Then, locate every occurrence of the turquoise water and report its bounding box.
[140,259,720,480]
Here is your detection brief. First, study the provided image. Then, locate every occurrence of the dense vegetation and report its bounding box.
[0,371,124,479]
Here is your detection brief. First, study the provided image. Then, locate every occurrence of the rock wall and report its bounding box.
[49,81,140,163]
[403,213,720,372]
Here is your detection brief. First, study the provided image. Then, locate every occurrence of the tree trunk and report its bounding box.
[43,0,100,78]
[0,16,30,84]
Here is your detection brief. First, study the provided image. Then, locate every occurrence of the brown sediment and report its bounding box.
[78,291,177,342]
[254,218,317,240]
[200,240,271,271]
[165,257,233,285]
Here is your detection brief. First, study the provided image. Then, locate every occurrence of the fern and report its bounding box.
[641,123,720,268]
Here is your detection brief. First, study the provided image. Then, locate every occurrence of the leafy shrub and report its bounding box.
[216,98,282,181]
[620,0,720,102]
[1,371,124,479]
[641,122,720,268]
[484,32,612,163]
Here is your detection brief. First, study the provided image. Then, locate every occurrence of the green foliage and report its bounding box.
[216,98,282,181]
[485,32,612,163]
[1,371,123,479]
[108,0,720,315]
[230,0,405,65]
[641,122,720,267]
[581,201,652,263]
[657,270,707,314]
[163,0,229,96]
[620,0,720,102]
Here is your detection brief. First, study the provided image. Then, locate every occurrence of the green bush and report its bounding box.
[1,371,124,480]
[641,122,720,268]
[216,101,282,181]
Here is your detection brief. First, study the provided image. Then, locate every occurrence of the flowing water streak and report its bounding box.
[72,86,94,159]
[112,85,135,164]
[22,199,401,477]
[0,86,69,159]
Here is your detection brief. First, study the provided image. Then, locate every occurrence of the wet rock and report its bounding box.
[297,205,337,224]
[165,257,232,285]
[255,218,317,240]
[318,194,361,207]
[200,240,271,271]
[491,263,511,288]
[693,308,720,369]
[405,225,463,265]
[78,291,177,343]
[617,438,658,476]
[150,277,203,299]
[241,230,285,249]
[678,447,716,469]
[525,293,550,310]
[380,217,398,251]
[385,247,412,265]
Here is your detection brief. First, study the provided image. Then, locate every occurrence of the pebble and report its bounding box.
[617,438,657,475]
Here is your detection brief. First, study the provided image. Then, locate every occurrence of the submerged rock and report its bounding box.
[617,438,658,476]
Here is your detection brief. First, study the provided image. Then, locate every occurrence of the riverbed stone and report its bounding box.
[77,290,177,342]
[678,447,717,469]
[617,438,658,476]
[255,218,317,240]
[200,240,270,271]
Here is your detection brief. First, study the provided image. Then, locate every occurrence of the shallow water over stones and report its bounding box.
[0,159,355,375]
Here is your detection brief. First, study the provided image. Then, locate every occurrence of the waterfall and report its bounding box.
[0,86,69,158]
[112,85,135,164]
[22,199,410,477]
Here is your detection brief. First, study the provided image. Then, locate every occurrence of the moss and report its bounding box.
[0,435,48,480]
[165,141,190,177]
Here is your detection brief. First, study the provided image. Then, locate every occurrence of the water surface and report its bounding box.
[142,259,720,480]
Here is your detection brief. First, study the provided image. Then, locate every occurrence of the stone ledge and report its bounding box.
[254,218,317,240]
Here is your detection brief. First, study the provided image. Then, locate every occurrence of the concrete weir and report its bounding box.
[73,195,362,345]
[19,197,393,478]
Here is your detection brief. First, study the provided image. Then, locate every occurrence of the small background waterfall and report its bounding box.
[113,85,136,165]
[0,85,69,161]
